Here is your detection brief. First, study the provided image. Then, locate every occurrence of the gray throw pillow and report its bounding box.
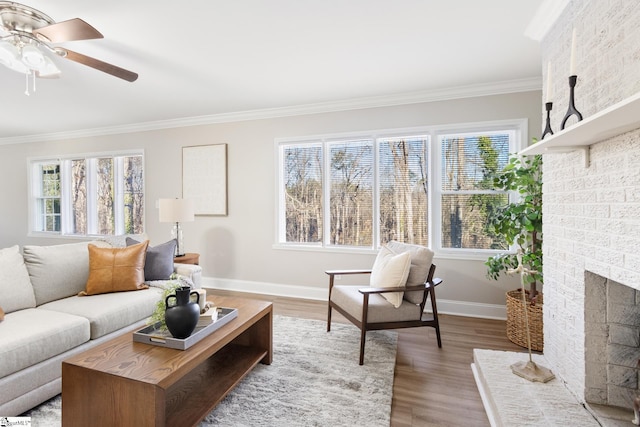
[126,238,177,281]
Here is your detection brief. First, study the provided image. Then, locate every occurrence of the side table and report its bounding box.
[174,252,200,265]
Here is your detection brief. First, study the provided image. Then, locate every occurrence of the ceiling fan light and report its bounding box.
[0,40,20,67]
[37,56,60,77]
[21,44,46,70]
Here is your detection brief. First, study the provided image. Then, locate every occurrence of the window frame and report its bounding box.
[275,120,527,258]
[273,122,529,260]
[28,149,145,239]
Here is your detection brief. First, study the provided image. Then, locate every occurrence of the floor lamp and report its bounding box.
[159,198,195,257]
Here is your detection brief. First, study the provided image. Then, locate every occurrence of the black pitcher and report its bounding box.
[164,286,200,339]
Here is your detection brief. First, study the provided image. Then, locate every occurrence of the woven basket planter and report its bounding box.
[506,289,543,352]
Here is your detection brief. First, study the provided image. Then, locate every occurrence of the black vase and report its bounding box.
[164,286,200,339]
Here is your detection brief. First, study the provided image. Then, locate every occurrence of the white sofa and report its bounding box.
[0,239,202,416]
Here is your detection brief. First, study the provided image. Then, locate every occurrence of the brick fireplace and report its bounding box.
[540,0,640,412]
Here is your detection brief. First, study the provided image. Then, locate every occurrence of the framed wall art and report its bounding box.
[182,143,228,216]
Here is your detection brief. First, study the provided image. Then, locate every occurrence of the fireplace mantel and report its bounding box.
[520,91,640,165]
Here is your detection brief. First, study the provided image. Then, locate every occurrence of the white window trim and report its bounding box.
[27,149,145,239]
[274,119,527,258]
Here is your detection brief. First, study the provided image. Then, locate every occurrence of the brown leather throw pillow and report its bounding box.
[0,306,4,322]
[80,241,149,296]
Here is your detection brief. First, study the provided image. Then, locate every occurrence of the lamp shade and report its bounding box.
[159,198,195,223]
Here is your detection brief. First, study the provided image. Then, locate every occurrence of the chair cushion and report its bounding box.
[0,245,36,313]
[23,240,111,306]
[370,246,411,308]
[80,242,149,296]
[385,241,434,304]
[330,285,422,323]
[126,237,177,281]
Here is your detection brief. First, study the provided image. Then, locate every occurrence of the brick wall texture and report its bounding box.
[541,0,640,403]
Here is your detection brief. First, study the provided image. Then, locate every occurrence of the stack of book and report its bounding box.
[197,306,219,328]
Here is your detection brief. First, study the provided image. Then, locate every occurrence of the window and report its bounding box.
[277,121,524,255]
[439,131,511,250]
[30,151,144,237]
[279,133,430,250]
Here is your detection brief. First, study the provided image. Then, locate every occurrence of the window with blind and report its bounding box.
[30,151,145,237]
[439,131,512,250]
[277,121,522,254]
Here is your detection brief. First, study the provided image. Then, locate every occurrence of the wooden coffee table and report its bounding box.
[62,296,272,427]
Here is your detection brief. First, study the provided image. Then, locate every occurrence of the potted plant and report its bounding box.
[485,153,543,350]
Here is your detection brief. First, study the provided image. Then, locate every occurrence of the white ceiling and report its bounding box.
[0,0,544,143]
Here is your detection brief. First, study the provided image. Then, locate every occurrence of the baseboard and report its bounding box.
[202,277,506,320]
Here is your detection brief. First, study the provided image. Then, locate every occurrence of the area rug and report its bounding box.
[22,315,397,427]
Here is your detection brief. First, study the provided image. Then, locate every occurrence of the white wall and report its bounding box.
[0,91,542,317]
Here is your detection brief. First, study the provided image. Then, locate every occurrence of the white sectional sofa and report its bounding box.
[0,239,202,416]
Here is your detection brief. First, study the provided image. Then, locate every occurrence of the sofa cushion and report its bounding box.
[385,241,434,304]
[81,242,149,296]
[0,245,36,313]
[38,288,162,339]
[23,240,111,306]
[0,308,90,378]
[369,245,411,308]
[126,237,177,281]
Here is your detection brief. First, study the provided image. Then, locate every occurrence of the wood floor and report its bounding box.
[212,290,524,427]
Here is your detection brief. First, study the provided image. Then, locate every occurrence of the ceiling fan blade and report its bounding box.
[58,48,138,82]
[34,18,103,42]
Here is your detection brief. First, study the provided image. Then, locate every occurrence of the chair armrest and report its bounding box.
[359,286,416,295]
[325,269,372,276]
[358,278,443,295]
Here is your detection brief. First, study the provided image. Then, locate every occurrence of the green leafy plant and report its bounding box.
[147,274,187,330]
[485,153,542,302]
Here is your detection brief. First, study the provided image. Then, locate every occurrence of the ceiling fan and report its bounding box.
[0,1,138,91]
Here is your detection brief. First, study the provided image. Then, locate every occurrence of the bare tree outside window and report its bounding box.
[379,137,428,245]
[124,155,144,234]
[96,158,115,235]
[329,141,373,246]
[32,152,144,236]
[283,145,323,243]
[71,159,87,234]
[278,126,516,252]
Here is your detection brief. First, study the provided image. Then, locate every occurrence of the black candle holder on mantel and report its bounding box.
[560,75,583,129]
[541,102,554,139]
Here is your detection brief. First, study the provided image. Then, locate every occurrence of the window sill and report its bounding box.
[273,243,512,261]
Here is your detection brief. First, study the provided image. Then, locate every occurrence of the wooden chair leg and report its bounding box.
[327,275,334,332]
[359,328,366,365]
[430,287,442,348]
[359,293,370,365]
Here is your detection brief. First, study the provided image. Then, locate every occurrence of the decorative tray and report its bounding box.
[133,307,238,350]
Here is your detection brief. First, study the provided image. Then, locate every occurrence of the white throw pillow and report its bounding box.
[369,246,411,308]
[0,245,36,313]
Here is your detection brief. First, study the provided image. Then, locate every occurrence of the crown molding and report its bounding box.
[0,77,541,145]
[524,0,570,41]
